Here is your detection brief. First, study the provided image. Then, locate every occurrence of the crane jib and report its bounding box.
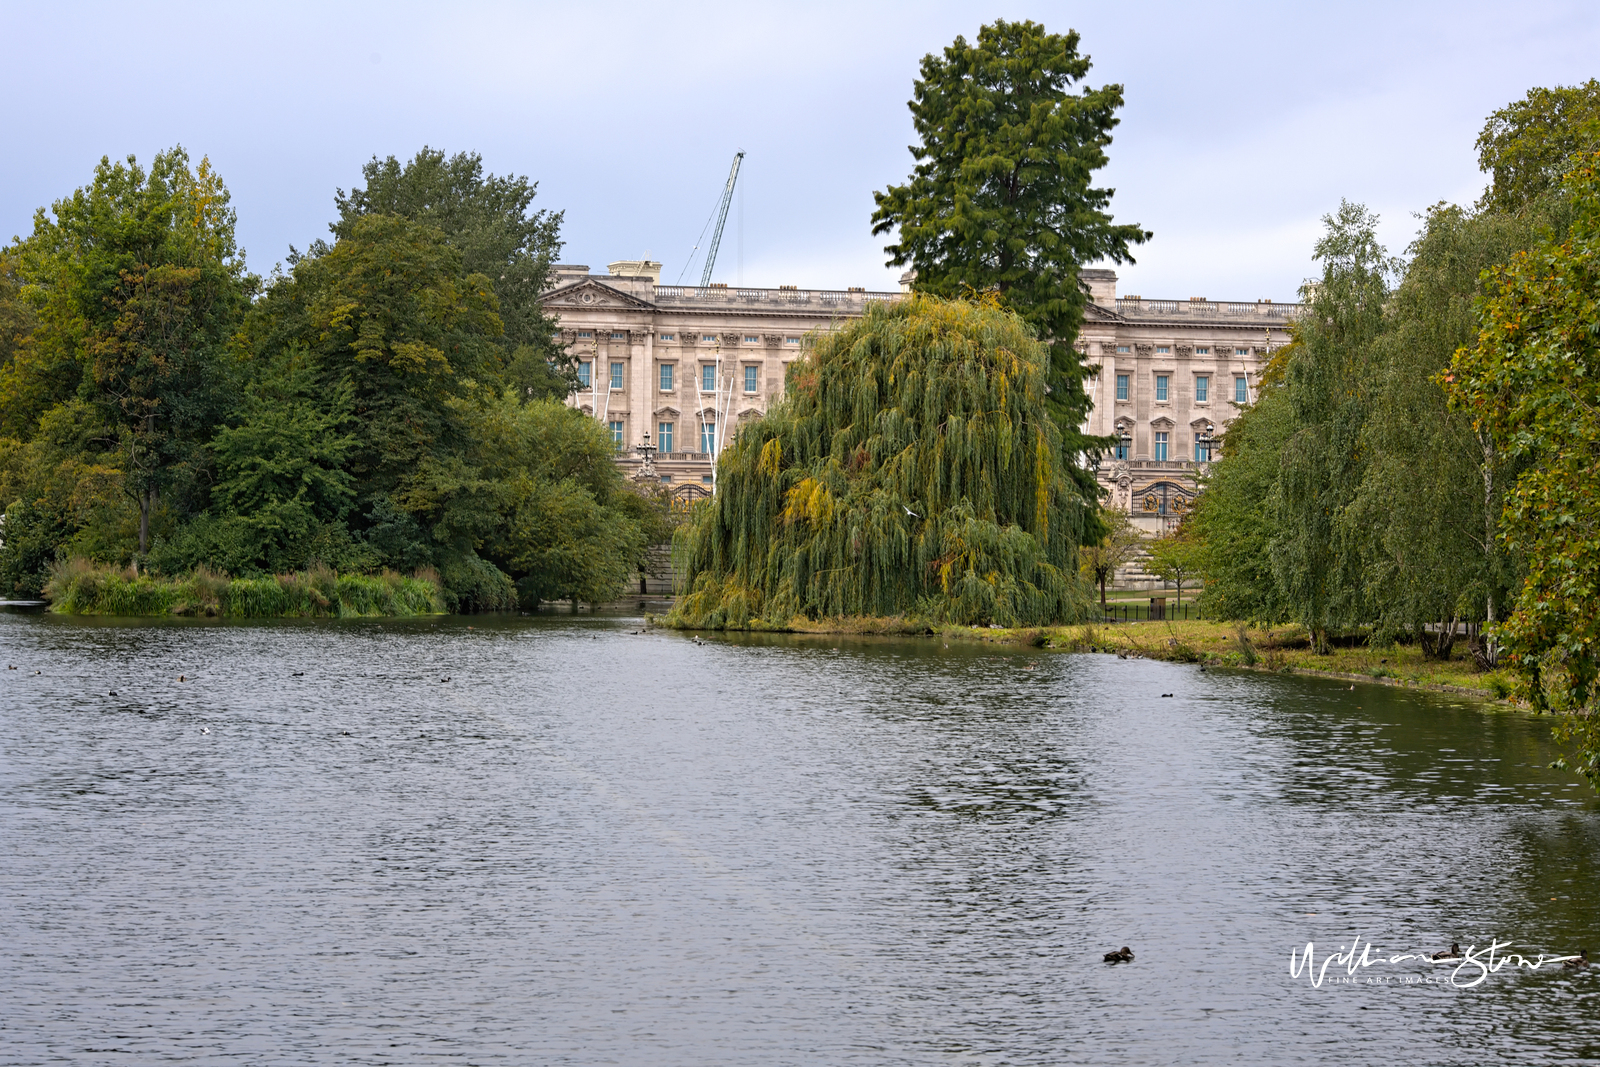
[700,151,745,290]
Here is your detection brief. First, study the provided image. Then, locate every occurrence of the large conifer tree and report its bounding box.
[871,19,1149,465]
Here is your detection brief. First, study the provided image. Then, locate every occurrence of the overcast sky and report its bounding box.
[3,1,1597,301]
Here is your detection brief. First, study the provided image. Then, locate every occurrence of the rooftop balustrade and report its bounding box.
[651,285,901,308]
[1114,297,1303,321]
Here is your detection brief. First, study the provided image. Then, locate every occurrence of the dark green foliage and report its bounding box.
[1447,156,1600,763]
[1346,204,1530,653]
[1269,202,1399,652]
[1190,372,1294,624]
[330,147,573,400]
[0,147,642,613]
[1477,80,1600,215]
[2,148,250,554]
[669,295,1092,629]
[871,18,1149,465]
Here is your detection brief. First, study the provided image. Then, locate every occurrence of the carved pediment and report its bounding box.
[1150,416,1176,430]
[654,405,682,417]
[1083,303,1123,323]
[541,278,656,310]
[736,406,764,420]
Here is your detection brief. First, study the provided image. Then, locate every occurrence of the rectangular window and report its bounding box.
[743,335,759,344]
[577,361,592,387]
[1196,346,1210,356]
[1195,375,1208,402]
[1156,345,1170,354]
[1195,440,1211,462]
[610,331,626,340]
[701,418,716,454]
[1235,376,1248,404]
[1155,431,1169,461]
[657,422,673,454]
[702,364,716,392]
[1116,345,1130,353]
[785,336,800,345]
[576,331,593,339]
[609,420,624,449]
[702,474,713,484]
[659,364,673,391]
[703,334,716,342]
[1155,375,1169,402]
[1116,374,1129,401]
[660,474,672,484]
[1236,347,1248,356]
[659,333,674,342]
[744,366,758,393]
[610,362,624,390]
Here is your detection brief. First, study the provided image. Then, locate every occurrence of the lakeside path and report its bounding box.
[663,616,1515,704]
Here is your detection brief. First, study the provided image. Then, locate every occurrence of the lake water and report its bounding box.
[1,612,1597,1065]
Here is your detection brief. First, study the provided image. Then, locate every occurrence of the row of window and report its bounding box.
[1113,345,1248,357]
[1115,374,1248,405]
[581,362,762,394]
[605,419,722,454]
[1111,432,1215,463]
[575,330,801,345]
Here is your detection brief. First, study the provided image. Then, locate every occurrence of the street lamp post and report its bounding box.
[634,429,658,481]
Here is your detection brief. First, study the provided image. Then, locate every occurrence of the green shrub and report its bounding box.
[44,557,445,617]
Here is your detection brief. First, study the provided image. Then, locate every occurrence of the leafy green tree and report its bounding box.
[1477,80,1600,215]
[1189,362,1294,624]
[670,294,1092,629]
[1345,204,1530,659]
[1079,506,1141,614]
[1,148,248,556]
[870,18,1149,462]
[397,393,644,608]
[328,147,572,399]
[1446,153,1600,781]
[1270,202,1398,652]
[245,213,503,517]
[1146,522,1202,608]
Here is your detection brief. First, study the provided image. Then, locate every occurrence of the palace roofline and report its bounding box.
[543,266,1303,326]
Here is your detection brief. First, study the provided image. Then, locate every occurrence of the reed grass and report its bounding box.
[45,558,445,617]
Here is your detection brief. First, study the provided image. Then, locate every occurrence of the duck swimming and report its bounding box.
[1432,943,1462,960]
[1564,949,1588,969]
[1103,946,1134,963]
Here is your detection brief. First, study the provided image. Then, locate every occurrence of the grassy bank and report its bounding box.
[663,613,1512,700]
[45,560,445,617]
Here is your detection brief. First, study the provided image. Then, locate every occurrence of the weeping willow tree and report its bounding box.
[668,295,1095,629]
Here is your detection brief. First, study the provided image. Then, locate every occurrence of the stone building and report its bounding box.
[543,262,1298,518]
[1075,268,1299,532]
[541,261,899,498]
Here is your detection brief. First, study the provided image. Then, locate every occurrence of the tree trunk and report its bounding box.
[1099,574,1107,614]
[138,488,154,555]
[1481,438,1500,669]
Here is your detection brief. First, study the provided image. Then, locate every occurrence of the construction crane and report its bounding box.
[699,150,744,289]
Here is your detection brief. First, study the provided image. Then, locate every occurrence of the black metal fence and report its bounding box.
[1101,601,1202,623]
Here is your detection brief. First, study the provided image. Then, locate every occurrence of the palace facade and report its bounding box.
[544,262,1298,521]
